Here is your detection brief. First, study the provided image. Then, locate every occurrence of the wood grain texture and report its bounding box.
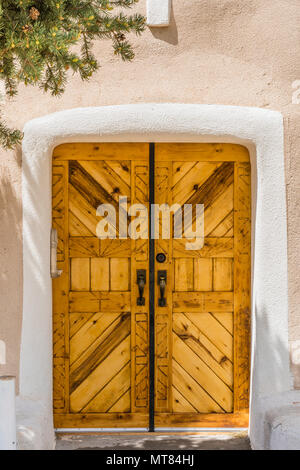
[53,143,148,161]
[53,143,250,429]
[52,162,69,414]
[130,162,149,414]
[233,162,251,412]
[54,413,149,428]
[53,144,149,427]
[166,144,250,424]
[156,143,250,162]
[154,412,249,428]
[155,161,173,413]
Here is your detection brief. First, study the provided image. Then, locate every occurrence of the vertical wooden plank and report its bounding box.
[174,259,194,291]
[213,258,233,292]
[110,258,130,291]
[155,160,173,414]
[52,161,70,414]
[71,258,90,291]
[91,258,109,291]
[234,162,251,412]
[194,258,213,292]
[130,161,149,414]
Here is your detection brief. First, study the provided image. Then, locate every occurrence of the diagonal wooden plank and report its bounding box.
[80,160,131,202]
[185,162,234,208]
[69,162,126,236]
[172,359,224,413]
[109,390,131,413]
[172,385,197,413]
[69,210,94,236]
[69,186,101,236]
[187,312,233,359]
[211,312,233,335]
[53,313,65,358]
[135,363,148,407]
[181,181,234,237]
[173,334,233,412]
[81,362,130,413]
[105,161,131,186]
[70,336,131,412]
[173,313,233,387]
[224,226,234,237]
[70,312,130,393]
[52,170,65,218]
[172,162,223,207]
[208,211,234,237]
[135,166,149,204]
[204,184,234,236]
[172,161,197,187]
[69,313,94,339]
[70,312,120,366]
[69,160,120,209]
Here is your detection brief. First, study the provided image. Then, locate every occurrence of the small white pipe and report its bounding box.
[147,0,171,27]
[0,376,16,450]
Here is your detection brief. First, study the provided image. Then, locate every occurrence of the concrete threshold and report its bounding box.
[55,431,251,450]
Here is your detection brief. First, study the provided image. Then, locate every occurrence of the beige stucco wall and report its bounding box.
[0,0,300,387]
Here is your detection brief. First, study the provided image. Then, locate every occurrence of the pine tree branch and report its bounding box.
[0,117,23,149]
[0,0,146,149]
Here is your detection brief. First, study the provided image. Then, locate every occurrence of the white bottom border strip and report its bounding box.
[55,427,248,433]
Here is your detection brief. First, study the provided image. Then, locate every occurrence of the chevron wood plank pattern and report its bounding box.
[53,145,149,428]
[53,143,250,429]
[155,144,250,426]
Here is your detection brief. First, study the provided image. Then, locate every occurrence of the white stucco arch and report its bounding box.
[19,104,291,449]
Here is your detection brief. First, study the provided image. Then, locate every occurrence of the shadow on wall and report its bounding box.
[149,4,178,45]
[251,303,292,449]
[253,303,290,393]
[0,145,23,384]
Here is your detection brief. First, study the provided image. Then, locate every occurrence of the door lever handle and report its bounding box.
[137,270,146,306]
[158,270,167,307]
[50,228,63,279]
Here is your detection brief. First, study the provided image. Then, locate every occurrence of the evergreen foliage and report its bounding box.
[0,0,145,148]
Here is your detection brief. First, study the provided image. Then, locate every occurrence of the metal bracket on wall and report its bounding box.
[147,0,171,27]
[50,228,63,279]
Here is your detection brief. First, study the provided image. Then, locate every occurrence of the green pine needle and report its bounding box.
[0,0,146,149]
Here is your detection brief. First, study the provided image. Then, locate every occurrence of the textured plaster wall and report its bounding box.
[0,0,300,386]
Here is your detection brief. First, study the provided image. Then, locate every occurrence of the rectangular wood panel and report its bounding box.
[213,258,233,291]
[53,144,149,428]
[194,258,213,291]
[154,144,250,427]
[71,258,90,291]
[91,258,109,291]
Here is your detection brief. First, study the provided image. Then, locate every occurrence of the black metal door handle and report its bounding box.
[158,270,167,307]
[137,270,146,306]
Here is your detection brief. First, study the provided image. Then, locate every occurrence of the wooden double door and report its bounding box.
[52,143,251,430]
